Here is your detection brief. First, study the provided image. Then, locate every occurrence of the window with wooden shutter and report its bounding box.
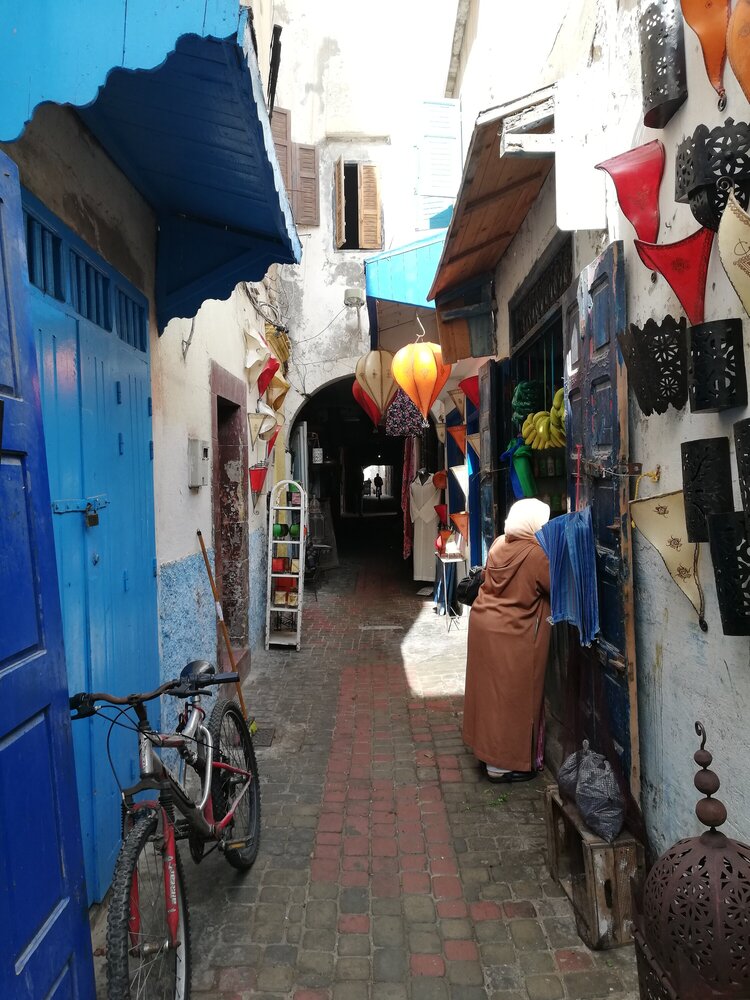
[334,156,345,249]
[292,143,320,227]
[415,99,462,230]
[270,107,293,197]
[357,164,382,250]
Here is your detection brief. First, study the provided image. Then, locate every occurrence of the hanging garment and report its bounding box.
[410,475,440,581]
[535,507,599,647]
[463,527,551,772]
[401,437,416,559]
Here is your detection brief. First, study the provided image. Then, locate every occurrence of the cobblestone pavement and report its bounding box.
[185,533,639,1000]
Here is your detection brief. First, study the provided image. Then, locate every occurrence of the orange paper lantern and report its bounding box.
[451,511,469,539]
[392,341,451,420]
[448,424,467,455]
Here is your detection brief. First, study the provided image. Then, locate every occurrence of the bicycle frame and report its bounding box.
[122,696,254,949]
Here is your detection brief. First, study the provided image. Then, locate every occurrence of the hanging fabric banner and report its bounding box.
[459,375,480,408]
[447,388,465,419]
[467,433,481,457]
[630,489,707,630]
[449,464,469,498]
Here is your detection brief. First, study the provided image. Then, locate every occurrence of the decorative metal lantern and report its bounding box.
[634,722,750,998]
[734,418,750,536]
[639,0,687,129]
[596,140,665,243]
[687,319,748,413]
[617,315,687,416]
[680,437,733,543]
[708,512,750,636]
[675,119,750,231]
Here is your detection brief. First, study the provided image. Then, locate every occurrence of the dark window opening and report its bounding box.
[341,163,361,250]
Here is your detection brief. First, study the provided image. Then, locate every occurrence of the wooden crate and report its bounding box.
[544,784,645,950]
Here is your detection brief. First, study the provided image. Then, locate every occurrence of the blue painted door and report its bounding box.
[563,240,639,797]
[26,196,159,902]
[0,153,94,997]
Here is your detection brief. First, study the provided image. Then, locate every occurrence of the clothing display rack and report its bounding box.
[265,479,307,651]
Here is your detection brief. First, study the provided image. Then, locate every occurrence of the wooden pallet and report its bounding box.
[544,784,645,950]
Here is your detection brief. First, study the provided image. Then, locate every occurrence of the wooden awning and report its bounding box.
[428,87,555,309]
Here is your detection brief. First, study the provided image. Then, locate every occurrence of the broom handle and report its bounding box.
[196,530,249,720]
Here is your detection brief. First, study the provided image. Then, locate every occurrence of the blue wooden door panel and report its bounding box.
[563,241,639,796]
[29,198,159,903]
[0,153,93,998]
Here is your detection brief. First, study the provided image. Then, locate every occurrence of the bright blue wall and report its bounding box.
[0,1,239,141]
[248,526,268,651]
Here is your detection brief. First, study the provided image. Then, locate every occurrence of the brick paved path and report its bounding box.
[186,537,638,1000]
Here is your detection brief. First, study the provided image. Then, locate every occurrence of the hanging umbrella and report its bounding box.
[249,463,270,513]
[451,511,469,539]
[352,380,380,428]
[467,433,481,458]
[434,503,448,524]
[355,349,397,416]
[257,356,281,397]
[447,388,465,419]
[449,464,469,497]
[459,375,480,408]
[448,424,467,455]
[392,341,451,419]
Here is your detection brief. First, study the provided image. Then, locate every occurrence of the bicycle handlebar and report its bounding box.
[69,672,241,719]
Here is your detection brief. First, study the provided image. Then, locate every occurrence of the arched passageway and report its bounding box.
[291,377,439,571]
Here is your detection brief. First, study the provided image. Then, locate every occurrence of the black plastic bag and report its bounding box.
[456,567,483,606]
[558,740,626,842]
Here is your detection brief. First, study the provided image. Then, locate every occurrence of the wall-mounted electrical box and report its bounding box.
[188,438,210,488]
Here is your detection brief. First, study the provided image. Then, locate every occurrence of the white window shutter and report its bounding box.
[415,99,462,230]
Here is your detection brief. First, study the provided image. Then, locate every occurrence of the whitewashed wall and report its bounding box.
[476,0,750,853]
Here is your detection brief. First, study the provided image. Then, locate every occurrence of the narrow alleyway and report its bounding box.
[186,524,639,1000]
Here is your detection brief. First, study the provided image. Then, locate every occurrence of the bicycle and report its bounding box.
[70,660,262,1000]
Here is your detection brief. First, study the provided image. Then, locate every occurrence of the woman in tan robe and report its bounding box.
[462,499,551,782]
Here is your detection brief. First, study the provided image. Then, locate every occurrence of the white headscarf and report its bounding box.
[504,498,550,541]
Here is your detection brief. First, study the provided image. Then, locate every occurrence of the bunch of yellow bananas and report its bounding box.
[521,389,566,450]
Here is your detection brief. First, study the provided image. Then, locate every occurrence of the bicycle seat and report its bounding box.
[180,660,216,681]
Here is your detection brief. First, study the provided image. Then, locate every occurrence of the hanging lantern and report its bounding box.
[728,0,750,104]
[634,227,714,325]
[718,190,750,318]
[248,404,276,447]
[448,388,465,419]
[355,349,397,416]
[459,375,480,408]
[434,503,448,524]
[352,380,380,428]
[257,356,280,397]
[595,140,665,243]
[682,0,729,108]
[266,372,290,412]
[392,341,451,420]
[451,511,469,539]
[449,464,469,497]
[448,424,467,455]
[467,433,481,458]
[249,463,269,513]
[245,340,271,386]
[261,412,284,443]
[433,470,448,491]
[435,528,452,553]
[435,417,446,444]
[266,426,281,457]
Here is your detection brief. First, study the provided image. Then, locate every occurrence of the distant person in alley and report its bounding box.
[462,498,552,783]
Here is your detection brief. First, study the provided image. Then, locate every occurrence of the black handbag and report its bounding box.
[456,567,483,606]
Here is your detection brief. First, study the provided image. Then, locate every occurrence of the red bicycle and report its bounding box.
[70,660,261,999]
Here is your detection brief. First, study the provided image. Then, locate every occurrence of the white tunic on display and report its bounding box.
[409,475,440,582]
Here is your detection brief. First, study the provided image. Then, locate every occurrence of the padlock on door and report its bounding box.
[84,503,99,527]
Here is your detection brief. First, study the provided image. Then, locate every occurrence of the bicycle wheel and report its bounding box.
[107,811,191,1000]
[208,698,261,870]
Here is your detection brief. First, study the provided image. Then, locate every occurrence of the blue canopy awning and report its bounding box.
[364,231,446,348]
[0,4,300,330]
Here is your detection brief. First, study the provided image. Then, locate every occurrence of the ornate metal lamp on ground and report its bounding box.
[633,723,750,999]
